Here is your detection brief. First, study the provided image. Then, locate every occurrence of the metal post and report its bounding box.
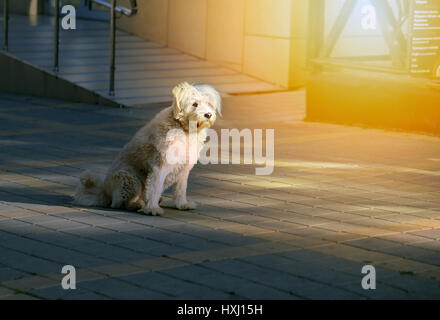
[320,0,357,58]
[370,0,406,68]
[307,0,325,63]
[109,0,116,96]
[54,0,60,72]
[3,0,8,50]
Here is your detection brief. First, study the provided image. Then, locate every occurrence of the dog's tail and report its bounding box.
[73,170,110,207]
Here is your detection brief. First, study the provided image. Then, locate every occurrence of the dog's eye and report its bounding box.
[192,103,198,108]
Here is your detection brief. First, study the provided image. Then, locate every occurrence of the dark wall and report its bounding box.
[0,51,119,107]
[0,0,45,14]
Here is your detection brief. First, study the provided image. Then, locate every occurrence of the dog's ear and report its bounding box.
[172,82,192,121]
[196,85,222,117]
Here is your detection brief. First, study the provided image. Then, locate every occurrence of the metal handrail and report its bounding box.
[3,0,137,97]
[54,0,60,72]
[92,0,138,96]
[92,0,138,17]
[2,0,8,50]
[109,0,116,95]
[89,0,138,95]
[56,0,137,95]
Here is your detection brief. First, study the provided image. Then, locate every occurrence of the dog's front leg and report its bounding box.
[174,165,197,210]
[143,166,169,216]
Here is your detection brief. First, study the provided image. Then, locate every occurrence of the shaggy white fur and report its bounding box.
[73,82,222,216]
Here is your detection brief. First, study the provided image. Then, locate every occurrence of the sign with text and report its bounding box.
[410,0,440,78]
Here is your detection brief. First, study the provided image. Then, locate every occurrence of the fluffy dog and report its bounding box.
[73,82,221,215]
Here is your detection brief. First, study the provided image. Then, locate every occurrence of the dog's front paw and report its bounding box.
[175,200,197,211]
[142,206,164,216]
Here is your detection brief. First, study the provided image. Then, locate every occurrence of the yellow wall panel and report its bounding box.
[245,0,292,38]
[290,0,309,39]
[168,0,208,59]
[244,36,290,87]
[118,0,169,46]
[116,0,309,88]
[289,39,307,88]
[206,0,245,71]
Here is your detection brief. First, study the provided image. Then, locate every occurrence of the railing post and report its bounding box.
[3,0,8,50]
[54,0,60,72]
[109,0,116,96]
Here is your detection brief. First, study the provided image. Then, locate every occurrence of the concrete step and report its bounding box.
[1,14,285,107]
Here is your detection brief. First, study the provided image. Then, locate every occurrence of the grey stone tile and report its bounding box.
[123,270,243,299]
[75,243,153,263]
[161,265,299,300]
[116,240,190,257]
[0,267,28,282]
[345,238,402,251]
[63,226,139,244]
[0,249,61,274]
[30,286,101,300]
[79,278,170,299]
[2,236,110,268]
[25,231,100,249]
[0,220,51,236]
[410,229,440,241]
[1,83,440,300]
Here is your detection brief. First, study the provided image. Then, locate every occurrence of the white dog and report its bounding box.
[73,82,221,216]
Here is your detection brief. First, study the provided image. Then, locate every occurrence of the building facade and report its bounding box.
[117,0,309,89]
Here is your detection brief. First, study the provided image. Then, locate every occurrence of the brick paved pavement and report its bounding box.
[0,91,439,300]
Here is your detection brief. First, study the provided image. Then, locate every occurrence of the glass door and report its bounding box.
[308,0,440,79]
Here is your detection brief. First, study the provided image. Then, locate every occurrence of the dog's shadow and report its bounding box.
[0,182,190,219]
[71,195,187,218]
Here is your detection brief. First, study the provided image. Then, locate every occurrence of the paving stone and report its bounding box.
[30,286,110,300]
[345,238,402,251]
[76,243,152,263]
[0,220,51,236]
[0,286,16,297]
[273,250,365,276]
[203,258,362,299]
[1,90,440,299]
[378,233,433,245]
[379,273,440,299]
[160,265,296,299]
[409,229,440,241]
[2,237,111,268]
[37,219,89,231]
[25,231,100,249]
[69,215,127,227]
[0,267,28,282]
[63,226,139,244]
[1,293,41,300]
[379,246,440,266]
[340,281,414,300]
[408,240,440,252]
[80,277,175,299]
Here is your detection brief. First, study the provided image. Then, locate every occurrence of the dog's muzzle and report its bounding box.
[197,119,214,129]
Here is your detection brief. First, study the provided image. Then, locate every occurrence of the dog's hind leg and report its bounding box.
[110,171,142,211]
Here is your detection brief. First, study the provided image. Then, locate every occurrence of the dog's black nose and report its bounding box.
[204,113,212,119]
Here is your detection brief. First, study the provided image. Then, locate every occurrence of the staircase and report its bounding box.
[1,13,284,107]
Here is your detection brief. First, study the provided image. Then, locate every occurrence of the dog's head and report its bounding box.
[172,82,222,131]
